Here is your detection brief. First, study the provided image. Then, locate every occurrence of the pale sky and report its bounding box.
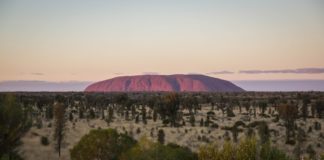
[1,0,324,81]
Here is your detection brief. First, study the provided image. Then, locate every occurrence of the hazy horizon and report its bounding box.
[1,79,324,92]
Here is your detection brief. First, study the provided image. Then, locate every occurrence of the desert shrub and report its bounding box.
[286,139,296,145]
[201,135,209,143]
[260,142,291,160]
[198,141,235,160]
[70,129,136,160]
[158,129,165,144]
[320,133,324,139]
[163,119,170,126]
[136,128,141,134]
[40,136,49,146]
[236,137,257,160]
[211,123,219,129]
[223,131,231,141]
[190,114,195,127]
[257,121,270,144]
[296,128,306,143]
[314,121,321,130]
[234,121,246,128]
[306,145,316,159]
[36,117,43,129]
[200,118,204,127]
[198,137,291,160]
[226,108,235,117]
[221,126,233,130]
[120,137,197,160]
[248,121,264,128]
[321,153,324,160]
[88,108,96,119]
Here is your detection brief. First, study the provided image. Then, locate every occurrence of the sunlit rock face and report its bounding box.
[85,74,244,92]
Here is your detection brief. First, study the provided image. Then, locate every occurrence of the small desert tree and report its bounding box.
[153,109,158,122]
[278,104,298,144]
[0,94,31,159]
[258,101,268,116]
[53,102,66,157]
[257,121,270,144]
[301,95,311,120]
[314,99,324,118]
[190,113,195,127]
[163,93,180,127]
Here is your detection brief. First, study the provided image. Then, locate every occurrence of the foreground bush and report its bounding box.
[71,129,197,160]
[120,137,197,160]
[71,129,294,160]
[70,129,136,160]
[198,137,291,160]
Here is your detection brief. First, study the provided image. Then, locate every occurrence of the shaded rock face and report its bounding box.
[85,74,244,92]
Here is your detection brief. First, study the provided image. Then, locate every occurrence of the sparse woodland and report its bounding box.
[1,92,324,160]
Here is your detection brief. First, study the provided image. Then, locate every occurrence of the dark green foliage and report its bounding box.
[258,100,268,115]
[134,115,139,124]
[141,107,147,124]
[306,144,316,159]
[260,142,292,160]
[41,136,49,146]
[120,137,197,160]
[314,121,321,130]
[314,100,324,118]
[0,94,31,160]
[69,112,74,122]
[226,107,235,117]
[88,108,96,119]
[136,128,141,134]
[79,107,84,119]
[211,123,219,128]
[162,93,180,127]
[204,116,210,127]
[301,95,311,120]
[153,109,158,122]
[158,129,165,144]
[45,106,53,120]
[190,114,195,127]
[257,121,270,144]
[234,121,246,128]
[70,129,136,160]
[278,104,298,145]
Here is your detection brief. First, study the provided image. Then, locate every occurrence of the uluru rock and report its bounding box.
[85,74,244,92]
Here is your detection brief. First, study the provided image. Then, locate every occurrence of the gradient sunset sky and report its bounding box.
[1,0,324,82]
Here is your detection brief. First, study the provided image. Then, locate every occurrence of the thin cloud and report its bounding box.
[30,72,44,76]
[239,68,324,74]
[207,71,235,75]
[142,72,159,75]
[114,72,123,75]
[187,72,200,75]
